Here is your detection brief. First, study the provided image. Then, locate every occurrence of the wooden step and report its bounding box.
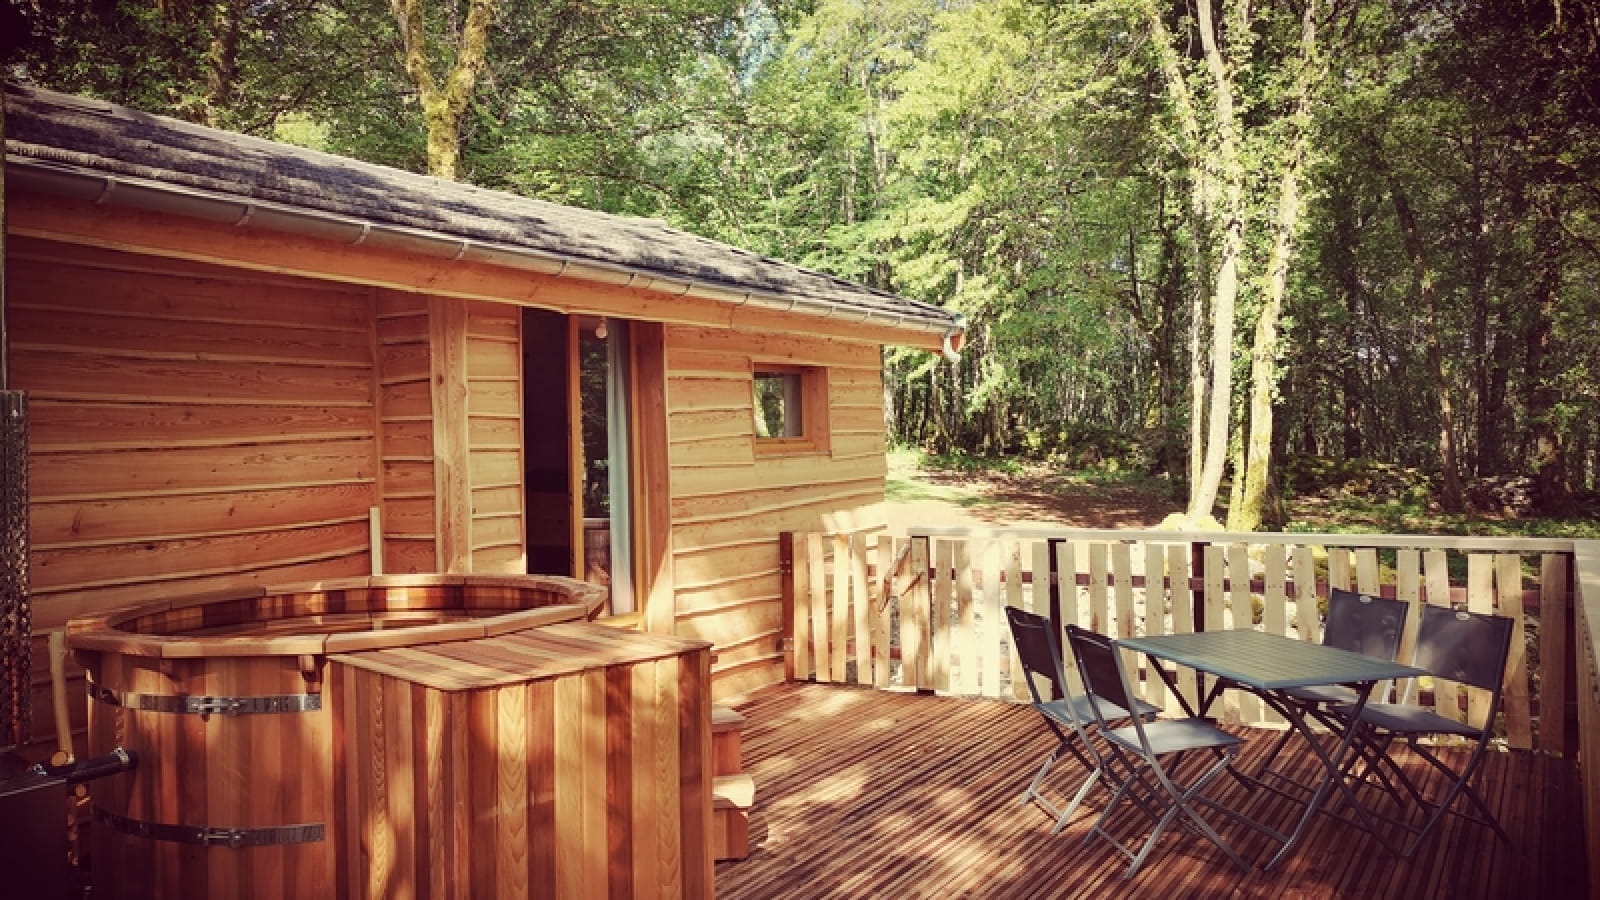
[712,705,745,776]
[712,774,755,861]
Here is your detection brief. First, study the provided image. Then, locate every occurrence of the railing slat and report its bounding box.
[1227,543,1261,723]
[1423,549,1452,717]
[1292,545,1317,643]
[1498,552,1532,749]
[1329,546,1352,592]
[849,532,869,687]
[804,532,828,683]
[909,537,933,691]
[1539,552,1571,755]
[872,535,894,690]
[932,539,954,694]
[1168,543,1198,711]
[1356,547,1381,594]
[1465,554,1496,727]
[830,533,849,684]
[1057,541,1088,697]
[1261,544,1288,727]
[955,539,976,696]
[1084,541,1105,636]
[1006,541,1028,702]
[980,540,1003,698]
[1142,542,1168,711]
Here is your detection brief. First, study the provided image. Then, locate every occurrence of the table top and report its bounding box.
[1118,628,1424,691]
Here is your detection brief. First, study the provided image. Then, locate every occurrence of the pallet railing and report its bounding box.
[781,527,1584,755]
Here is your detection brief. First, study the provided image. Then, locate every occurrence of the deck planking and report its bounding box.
[715,682,1587,899]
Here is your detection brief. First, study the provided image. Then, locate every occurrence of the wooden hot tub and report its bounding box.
[67,574,715,900]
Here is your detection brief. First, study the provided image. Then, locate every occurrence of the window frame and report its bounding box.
[751,363,831,457]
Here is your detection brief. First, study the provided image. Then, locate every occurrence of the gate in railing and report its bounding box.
[780,527,1581,756]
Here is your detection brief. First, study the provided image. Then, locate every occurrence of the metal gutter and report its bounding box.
[6,157,968,344]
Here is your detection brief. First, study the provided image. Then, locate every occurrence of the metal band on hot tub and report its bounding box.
[84,672,321,717]
[94,807,326,848]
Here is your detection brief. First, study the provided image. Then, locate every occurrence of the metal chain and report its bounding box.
[0,391,31,749]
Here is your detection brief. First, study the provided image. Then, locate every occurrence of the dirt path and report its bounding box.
[883,466,1183,534]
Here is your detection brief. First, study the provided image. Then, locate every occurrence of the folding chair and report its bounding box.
[1065,625,1250,879]
[1333,604,1515,857]
[1004,607,1158,833]
[1254,587,1410,778]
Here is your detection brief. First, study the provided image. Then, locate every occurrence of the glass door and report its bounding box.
[578,317,634,615]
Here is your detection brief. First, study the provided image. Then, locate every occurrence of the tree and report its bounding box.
[389,0,497,180]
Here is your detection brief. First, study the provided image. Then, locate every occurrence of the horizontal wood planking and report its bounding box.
[9,240,371,328]
[376,296,436,574]
[32,439,377,500]
[467,302,525,574]
[27,401,372,451]
[13,251,384,648]
[34,521,372,593]
[32,484,375,547]
[13,348,373,406]
[8,304,370,366]
[28,557,373,635]
[664,329,887,699]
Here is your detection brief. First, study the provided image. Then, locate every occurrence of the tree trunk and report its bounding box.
[1370,134,1464,512]
[1139,1,1214,509]
[1233,0,1318,532]
[204,0,242,125]
[391,0,498,180]
[1185,0,1243,521]
[1526,197,1574,516]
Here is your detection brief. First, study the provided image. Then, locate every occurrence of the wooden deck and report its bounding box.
[715,682,1588,899]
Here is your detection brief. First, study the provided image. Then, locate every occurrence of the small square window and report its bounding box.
[754,371,804,438]
[753,365,829,455]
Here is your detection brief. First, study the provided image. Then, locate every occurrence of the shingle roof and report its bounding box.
[3,82,961,337]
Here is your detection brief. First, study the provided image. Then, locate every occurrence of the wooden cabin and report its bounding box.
[1,81,964,752]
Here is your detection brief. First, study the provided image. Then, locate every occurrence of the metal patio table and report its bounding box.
[1117,628,1426,870]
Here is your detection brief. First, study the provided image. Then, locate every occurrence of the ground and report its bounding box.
[883,459,1183,533]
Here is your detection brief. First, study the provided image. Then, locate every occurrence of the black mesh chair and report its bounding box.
[1065,624,1250,879]
[1004,607,1158,833]
[1254,587,1410,778]
[1332,604,1516,856]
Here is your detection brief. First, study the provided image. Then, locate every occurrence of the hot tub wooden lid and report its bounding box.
[328,621,713,691]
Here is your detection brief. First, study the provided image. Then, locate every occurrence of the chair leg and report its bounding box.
[1397,742,1511,856]
[1120,755,1249,879]
[1019,746,1063,807]
[1053,767,1103,834]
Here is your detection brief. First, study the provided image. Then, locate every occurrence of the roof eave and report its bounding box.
[5,155,967,345]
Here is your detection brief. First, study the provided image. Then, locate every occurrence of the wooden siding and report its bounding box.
[375,291,437,573]
[715,681,1587,900]
[665,326,889,699]
[14,240,380,624]
[465,302,526,573]
[11,240,382,749]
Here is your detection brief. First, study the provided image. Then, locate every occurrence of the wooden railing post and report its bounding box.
[779,531,796,682]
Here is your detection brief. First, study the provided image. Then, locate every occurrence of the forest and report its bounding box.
[5,0,1597,531]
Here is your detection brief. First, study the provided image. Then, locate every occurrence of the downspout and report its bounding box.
[941,315,969,363]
